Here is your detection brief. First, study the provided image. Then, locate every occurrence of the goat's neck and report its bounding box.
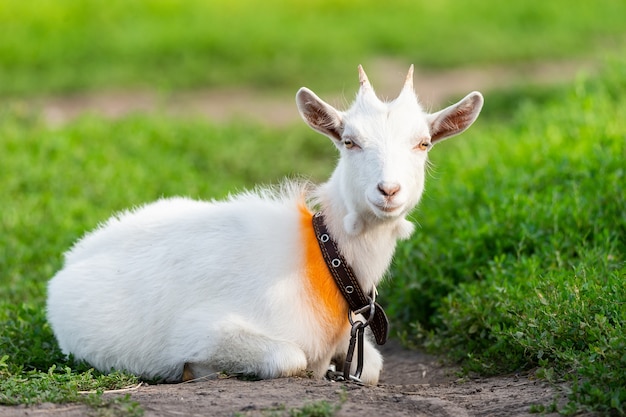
[312,182,410,295]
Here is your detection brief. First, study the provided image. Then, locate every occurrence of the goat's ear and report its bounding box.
[296,87,343,141]
[427,92,484,143]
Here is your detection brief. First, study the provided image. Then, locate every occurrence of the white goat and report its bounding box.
[46,65,483,385]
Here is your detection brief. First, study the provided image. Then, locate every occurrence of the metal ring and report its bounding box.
[351,297,376,327]
[345,285,354,294]
[320,234,329,243]
[331,258,341,267]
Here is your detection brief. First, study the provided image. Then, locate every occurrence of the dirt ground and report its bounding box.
[2,340,585,417]
[34,57,599,127]
[2,58,602,416]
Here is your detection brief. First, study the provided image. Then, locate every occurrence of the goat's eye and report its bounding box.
[343,138,358,149]
[415,141,431,151]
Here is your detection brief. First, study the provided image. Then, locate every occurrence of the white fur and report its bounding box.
[46,65,483,384]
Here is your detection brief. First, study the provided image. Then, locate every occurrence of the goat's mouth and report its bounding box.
[378,204,400,213]
[368,199,404,217]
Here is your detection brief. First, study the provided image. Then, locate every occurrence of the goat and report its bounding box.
[46,65,483,385]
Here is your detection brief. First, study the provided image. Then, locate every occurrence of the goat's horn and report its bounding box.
[403,64,414,91]
[358,65,372,90]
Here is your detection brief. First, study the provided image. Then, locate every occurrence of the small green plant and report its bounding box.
[289,400,341,417]
[80,393,144,417]
[290,388,347,417]
[235,396,344,417]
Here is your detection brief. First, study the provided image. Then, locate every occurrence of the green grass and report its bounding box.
[0,300,142,414]
[0,110,333,303]
[384,59,626,415]
[2,0,626,95]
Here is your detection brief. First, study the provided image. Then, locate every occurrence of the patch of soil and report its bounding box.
[1,341,582,417]
[30,57,599,127]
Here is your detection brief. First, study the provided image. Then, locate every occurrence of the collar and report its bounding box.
[312,211,389,345]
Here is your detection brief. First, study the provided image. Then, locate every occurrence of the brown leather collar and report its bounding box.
[312,212,389,345]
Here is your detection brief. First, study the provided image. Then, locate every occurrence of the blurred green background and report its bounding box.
[1,0,625,95]
[1,0,625,414]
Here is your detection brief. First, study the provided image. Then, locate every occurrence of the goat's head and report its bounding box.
[296,65,483,235]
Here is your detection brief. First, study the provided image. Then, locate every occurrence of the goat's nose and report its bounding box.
[377,182,401,197]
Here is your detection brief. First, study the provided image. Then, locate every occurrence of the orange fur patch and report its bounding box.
[299,203,349,344]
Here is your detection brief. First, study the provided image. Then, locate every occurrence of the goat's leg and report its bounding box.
[182,319,308,381]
